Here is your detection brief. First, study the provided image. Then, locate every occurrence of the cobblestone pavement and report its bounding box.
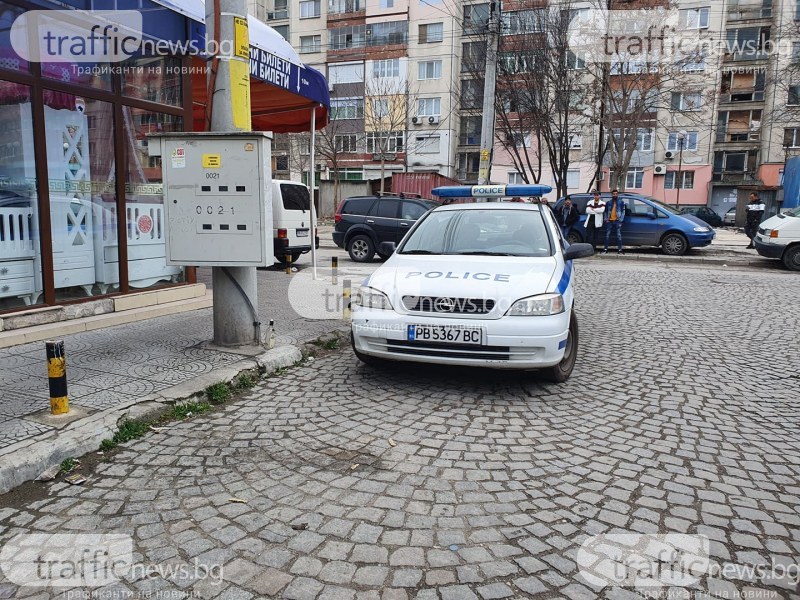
[0,262,799,599]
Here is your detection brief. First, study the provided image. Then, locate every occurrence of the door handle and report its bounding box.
[400,222,409,227]
[366,219,375,224]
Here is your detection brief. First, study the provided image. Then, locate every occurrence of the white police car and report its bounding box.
[350,185,594,382]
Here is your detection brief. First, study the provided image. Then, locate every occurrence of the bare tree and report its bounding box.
[363,75,412,194]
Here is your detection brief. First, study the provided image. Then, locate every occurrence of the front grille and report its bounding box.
[402,296,495,315]
[386,339,510,361]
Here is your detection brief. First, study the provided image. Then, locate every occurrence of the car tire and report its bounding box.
[566,230,582,245]
[542,312,578,383]
[782,245,800,271]
[661,232,688,256]
[348,235,375,262]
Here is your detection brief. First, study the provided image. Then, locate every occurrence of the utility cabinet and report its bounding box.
[149,132,273,267]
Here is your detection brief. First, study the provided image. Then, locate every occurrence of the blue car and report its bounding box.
[554,193,715,256]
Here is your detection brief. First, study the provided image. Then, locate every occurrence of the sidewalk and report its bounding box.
[0,265,345,494]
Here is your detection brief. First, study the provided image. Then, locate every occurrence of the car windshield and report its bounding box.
[399,209,553,257]
[645,198,681,215]
[784,206,800,217]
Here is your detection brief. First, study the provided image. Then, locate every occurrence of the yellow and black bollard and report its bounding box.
[343,279,351,321]
[331,256,338,285]
[285,253,292,275]
[46,340,69,415]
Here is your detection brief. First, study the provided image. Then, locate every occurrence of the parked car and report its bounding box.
[333,194,439,262]
[554,193,715,256]
[351,201,594,381]
[753,206,800,271]
[679,205,723,228]
[723,207,737,226]
[270,180,319,265]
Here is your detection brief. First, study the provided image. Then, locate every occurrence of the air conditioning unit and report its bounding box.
[665,151,674,159]
[315,163,325,171]
[597,171,606,181]
[654,164,668,175]
[411,116,421,125]
[428,116,440,125]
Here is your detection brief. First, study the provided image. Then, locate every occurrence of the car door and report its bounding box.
[398,200,430,242]
[368,199,400,244]
[624,198,661,246]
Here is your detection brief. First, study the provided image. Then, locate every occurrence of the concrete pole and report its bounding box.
[309,107,318,280]
[207,0,260,347]
[477,0,500,186]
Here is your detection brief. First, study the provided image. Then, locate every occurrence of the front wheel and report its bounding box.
[783,245,800,271]
[348,235,375,262]
[566,230,583,245]
[542,312,578,383]
[661,232,688,256]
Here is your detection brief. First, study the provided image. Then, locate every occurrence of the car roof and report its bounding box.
[433,202,542,212]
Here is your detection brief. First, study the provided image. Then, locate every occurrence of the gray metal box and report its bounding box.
[149,132,273,267]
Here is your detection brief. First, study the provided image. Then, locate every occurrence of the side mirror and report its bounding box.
[378,241,396,257]
[563,242,594,260]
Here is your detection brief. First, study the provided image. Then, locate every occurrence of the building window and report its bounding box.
[418,97,441,117]
[366,131,404,153]
[568,132,583,149]
[329,24,366,50]
[671,92,703,111]
[459,116,482,145]
[462,41,486,72]
[372,58,400,78]
[334,134,358,152]
[507,132,531,148]
[379,0,394,8]
[667,132,699,151]
[508,172,524,184]
[460,79,484,109]
[415,135,440,154]
[502,10,542,34]
[333,168,364,181]
[457,152,481,180]
[328,62,364,84]
[418,60,442,80]
[419,22,444,43]
[789,85,800,106]
[680,7,710,29]
[371,98,389,119]
[664,171,695,189]
[300,35,321,53]
[463,4,490,34]
[331,97,364,119]
[784,128,800,148]
[612,128,654,152]
[328,0,363,13]
[796,0,800,20]
[299,0,320,17]
[567,169,580,189]
[273,25,289,41]
[500,52,535,74]
[625,168,644,189]
[566,50,585,70]
[275,155,289,171]
[368,21,408,46]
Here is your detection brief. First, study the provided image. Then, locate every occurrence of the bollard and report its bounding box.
[331,256,338,285]
[285,253,292,275]
[343,279,351,321]
[46,340,69,415]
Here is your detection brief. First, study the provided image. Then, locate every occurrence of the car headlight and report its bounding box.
[353,287,393,310]
[507,293,564,316]
[693,226,710,233]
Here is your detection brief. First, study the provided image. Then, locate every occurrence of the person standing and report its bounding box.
[603,189,625,254]
[558,198,580,239]
[744,192,765,249]
[584,191,605,247]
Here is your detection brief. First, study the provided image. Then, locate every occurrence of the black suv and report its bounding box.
[333,194,439,262]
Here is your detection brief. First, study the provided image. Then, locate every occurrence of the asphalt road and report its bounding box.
[1,259,798,600]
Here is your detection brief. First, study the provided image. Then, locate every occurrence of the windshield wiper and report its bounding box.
[401,250,439,255]
[452,251,515,256]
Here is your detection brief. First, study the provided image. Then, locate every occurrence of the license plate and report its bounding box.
[296,229,310,237]
[407,325,483,345]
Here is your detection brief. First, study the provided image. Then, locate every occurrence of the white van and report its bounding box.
[754,206,800,271]
[270,180,318,265]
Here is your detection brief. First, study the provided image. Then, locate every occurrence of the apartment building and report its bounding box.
[251,0,800,208]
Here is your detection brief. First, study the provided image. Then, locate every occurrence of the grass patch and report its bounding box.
[98,419,150,452]
[168,400,212,420]
[323,339,339,350]
[234,373,256,390]
[60,458,77,474]
[205,382,231,404]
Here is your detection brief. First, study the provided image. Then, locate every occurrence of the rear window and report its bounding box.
[281,184,311,211]
[342,198,375,215]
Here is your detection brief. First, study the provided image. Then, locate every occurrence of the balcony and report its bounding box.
[719,89,765,103]
[716,127,761,143]
[328,0,364,16]
[458,134,481,146]
[266,9,289,20]
[726,4,772,21]
[712,170,758,182]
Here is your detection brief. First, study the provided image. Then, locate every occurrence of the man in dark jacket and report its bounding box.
[745,192,765,249]
[558,198,580,239]
[603,189,626,254]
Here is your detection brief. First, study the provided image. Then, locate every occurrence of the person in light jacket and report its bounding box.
[745,192,765,249]
[584,191,605,246]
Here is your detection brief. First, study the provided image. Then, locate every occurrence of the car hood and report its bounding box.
[365,254,560,315]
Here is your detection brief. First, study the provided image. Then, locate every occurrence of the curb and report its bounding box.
[0,345,304,496]
[590,253,771,268]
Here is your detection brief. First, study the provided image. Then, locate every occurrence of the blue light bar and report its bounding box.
[431,184,554,198]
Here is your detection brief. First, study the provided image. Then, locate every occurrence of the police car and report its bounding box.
[350,185,594,382]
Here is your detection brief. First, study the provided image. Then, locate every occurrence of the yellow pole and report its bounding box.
[332,256,338,285]
[46,340,69,414]
[285,253,292,275]
[343,279,351,321]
